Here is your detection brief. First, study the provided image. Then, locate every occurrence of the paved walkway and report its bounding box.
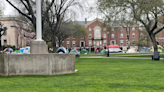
[80,56,164,60]
[80,56,152,59]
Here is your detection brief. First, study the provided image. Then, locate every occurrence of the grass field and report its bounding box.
[1,58,164,92]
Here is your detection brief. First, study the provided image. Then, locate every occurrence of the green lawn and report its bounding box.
[1,58,164,92]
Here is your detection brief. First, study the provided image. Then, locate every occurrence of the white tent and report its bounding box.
[108,48,121,53]
[126,48,136,53]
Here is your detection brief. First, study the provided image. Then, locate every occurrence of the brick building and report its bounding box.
[63,18,143,50]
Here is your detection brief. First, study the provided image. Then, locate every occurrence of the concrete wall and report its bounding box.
[0,54,75,76]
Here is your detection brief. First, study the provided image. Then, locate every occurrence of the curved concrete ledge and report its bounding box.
[0,54,75,76]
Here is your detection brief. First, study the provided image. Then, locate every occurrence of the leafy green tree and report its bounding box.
[98,0,164,57]
[56,21,88,47]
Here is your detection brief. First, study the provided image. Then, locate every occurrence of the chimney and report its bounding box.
[85,18,87,24]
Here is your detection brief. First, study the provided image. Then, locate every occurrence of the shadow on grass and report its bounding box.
[108,83,164,90]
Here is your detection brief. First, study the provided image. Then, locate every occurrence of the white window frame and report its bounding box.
[120,33,123,38]
[120,40,123,46]
[89,27,91,31]
[89,40,92,46]
[132,27,135,31]
[72,41,75,47]
[89,34,92,38]
[67,41,70,47]
[103,33,106,38]
[112,27,114,31]
[103,40,107,46]
[111,34,114,38]
[132,33,135,38]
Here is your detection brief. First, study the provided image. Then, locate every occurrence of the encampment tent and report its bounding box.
[23,46,30,54]
[57,47,68,53]
[108,48,121,53]
[126,48,137,53]
[80,49,87,54]
[69,49,80,57]
[100,49,106,53]
[139,47,151,53]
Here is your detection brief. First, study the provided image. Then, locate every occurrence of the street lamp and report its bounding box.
[107,30,110,57]
[162,39,164,47]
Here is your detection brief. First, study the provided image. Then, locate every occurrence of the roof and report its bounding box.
[74,21,91,25]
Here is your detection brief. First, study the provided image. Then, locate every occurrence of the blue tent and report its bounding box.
[20,48,25,53]
[57,47,68,53]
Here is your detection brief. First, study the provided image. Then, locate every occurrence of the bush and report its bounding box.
[2,45,16,50]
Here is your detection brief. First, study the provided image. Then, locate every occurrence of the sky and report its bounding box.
[1,0,103,21]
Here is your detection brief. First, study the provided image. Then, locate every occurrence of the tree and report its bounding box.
[6,0,84,52]
[0,22,7,50]
[57,21,88,47]
[98,0,164,57]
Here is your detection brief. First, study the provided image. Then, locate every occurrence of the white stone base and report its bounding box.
[30,41,48,54]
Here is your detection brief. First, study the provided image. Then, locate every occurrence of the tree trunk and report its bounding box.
[51,36,57,53]
[151,34,158,52]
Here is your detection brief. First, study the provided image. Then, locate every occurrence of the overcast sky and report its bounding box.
[1,0,102,21]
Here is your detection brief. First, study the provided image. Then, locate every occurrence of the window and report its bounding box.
[120,27,123,31]
[111,34,114,38]
[103,33,106,38]
[120,40,123,46]
[89,40,92,46]
[126,40,128,45]
[72,41,75,47]
[4,40,7,46]
[132,33,135,38]
[133,42,135,45]
[126,33,129,38]
[94,41,96,45]
[72,35,75,39]
[81,36,84,39]
[112,27,114,31]
[89,27,91,31]
[112,41,115,45]
[127,27,129,31]
[61,41,64,46]
[103,40,106,46]
[89,34,92,38]
[67,36,69,39]
[132,27,135,31]
[100,41,102,45]
[140,33,143,37]
[3,30,7,35]
[67,41,70,47]
[103,28,106,31]
[120,33,123,38]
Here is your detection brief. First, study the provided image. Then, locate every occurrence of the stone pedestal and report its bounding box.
[30,41,48,54]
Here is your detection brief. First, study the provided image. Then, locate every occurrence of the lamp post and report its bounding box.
[107,30,110,57]
[162,39,164,47]
[126,25,130,50]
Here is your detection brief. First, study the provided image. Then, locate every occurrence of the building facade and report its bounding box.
[0,16,26,48]
[63,18,143,50]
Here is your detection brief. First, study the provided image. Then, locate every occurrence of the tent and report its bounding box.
[57,47,68,53]
[158,45,163,50]
[107,45,120,48]
[80,49,87,54]
[20,48,25,53]
[3,48,13,52]
[70,49,79,55]
[126,48,137,53]
[14,50,22,53]
[151,48,162,52]
[100,49,106,53]
[139,47,151,53]
[108,48,122,53]
[69,49,80,57]
[23,46,30,54]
